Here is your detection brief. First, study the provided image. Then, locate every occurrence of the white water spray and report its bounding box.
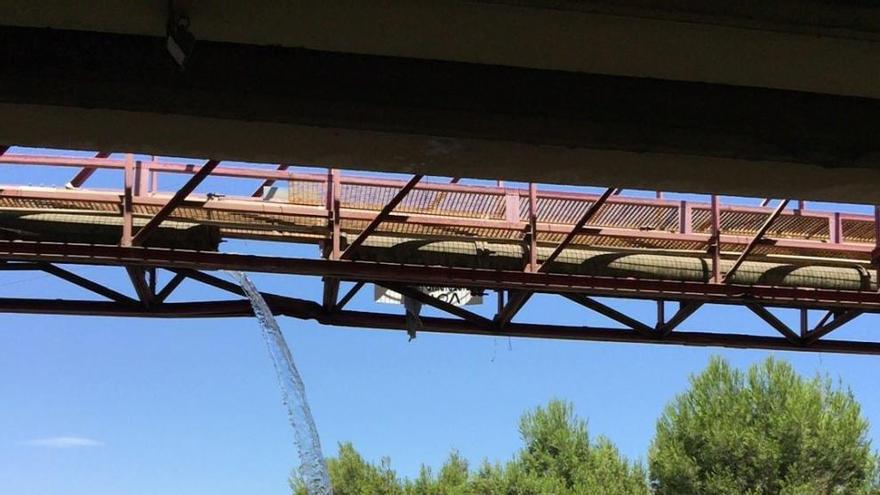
[228,271,333,495]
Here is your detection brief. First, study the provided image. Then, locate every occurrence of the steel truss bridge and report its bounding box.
[3,148,880,355]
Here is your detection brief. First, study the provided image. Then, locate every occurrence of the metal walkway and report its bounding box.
[2,148,880,354]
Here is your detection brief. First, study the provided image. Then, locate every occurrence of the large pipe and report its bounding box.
[0,212,221,251]
[1,210,874,294]
[351,237,876,292]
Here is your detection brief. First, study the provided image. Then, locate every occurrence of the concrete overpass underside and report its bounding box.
[2,1,880,202]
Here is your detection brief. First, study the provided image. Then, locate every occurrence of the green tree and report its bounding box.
[406,452,470,495]
[506,399,649,495]
[291,442,403,495]
[650,356,879,495]
[294,399,647,494]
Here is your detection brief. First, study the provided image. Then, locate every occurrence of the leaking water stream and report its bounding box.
[228,271,333,495]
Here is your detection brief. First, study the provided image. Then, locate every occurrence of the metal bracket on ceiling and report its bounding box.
[167,1,195,69]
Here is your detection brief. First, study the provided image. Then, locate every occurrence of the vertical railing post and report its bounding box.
[873,205,880,291]
[504,191,520,224]
[710,194,722,283]
[830,212,842,244]
[143,159,152,195]
[150,155,158,194]
[327,168,341,259]
[527,183,538,272]
[121,153,134,246]
[322,168,342,311]
[133,159,150,196]
[679,200,692,234]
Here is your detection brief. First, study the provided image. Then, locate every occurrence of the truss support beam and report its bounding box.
[250,164,289,197]
[169,268,325,319]
[175,268,316,310]
[805,309,863,344]
[4,241,880,311]
[383,283,492,327]
[131,159,220,246]
[656,300,665,329]
[322,278,340,312]
[747,303,801,343]
[335,281,365,311]
[169,268,243,296]
[495,187,615,327]
[155,272,187,303]
[658,301,702,336]
[815,309,837,331]
[724,199,790,282]
[2,297,879,355]
[39,263,137,304]
[563,293,654,337]
[320,312,880,356]
[66,151,111,189]
[5,241,880,311]
[0,262,44,271]
[495,291,532,328]
[496,289,505,315]
[341,174,423,259]
[541,187,614,271]
[800,308,809,338]
[126,267,154,306]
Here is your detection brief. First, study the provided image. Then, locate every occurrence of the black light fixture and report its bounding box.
[166,4,195,69]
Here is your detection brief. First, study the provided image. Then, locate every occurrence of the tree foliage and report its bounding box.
[291,442,403,495]
[649,356,879,495]
[503,400,649,495]
[293,357,879,495]
[293,399,648,494]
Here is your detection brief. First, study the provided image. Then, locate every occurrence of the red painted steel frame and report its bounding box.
[1,240,880,311]
[3,149,880,355]
[2,156,874,258]
[0,291,877,355]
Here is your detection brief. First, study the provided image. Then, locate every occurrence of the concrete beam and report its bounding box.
[2,25,880,203]
[3,1,880,98]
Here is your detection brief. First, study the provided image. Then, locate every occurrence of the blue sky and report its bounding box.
[2,149,880,495]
